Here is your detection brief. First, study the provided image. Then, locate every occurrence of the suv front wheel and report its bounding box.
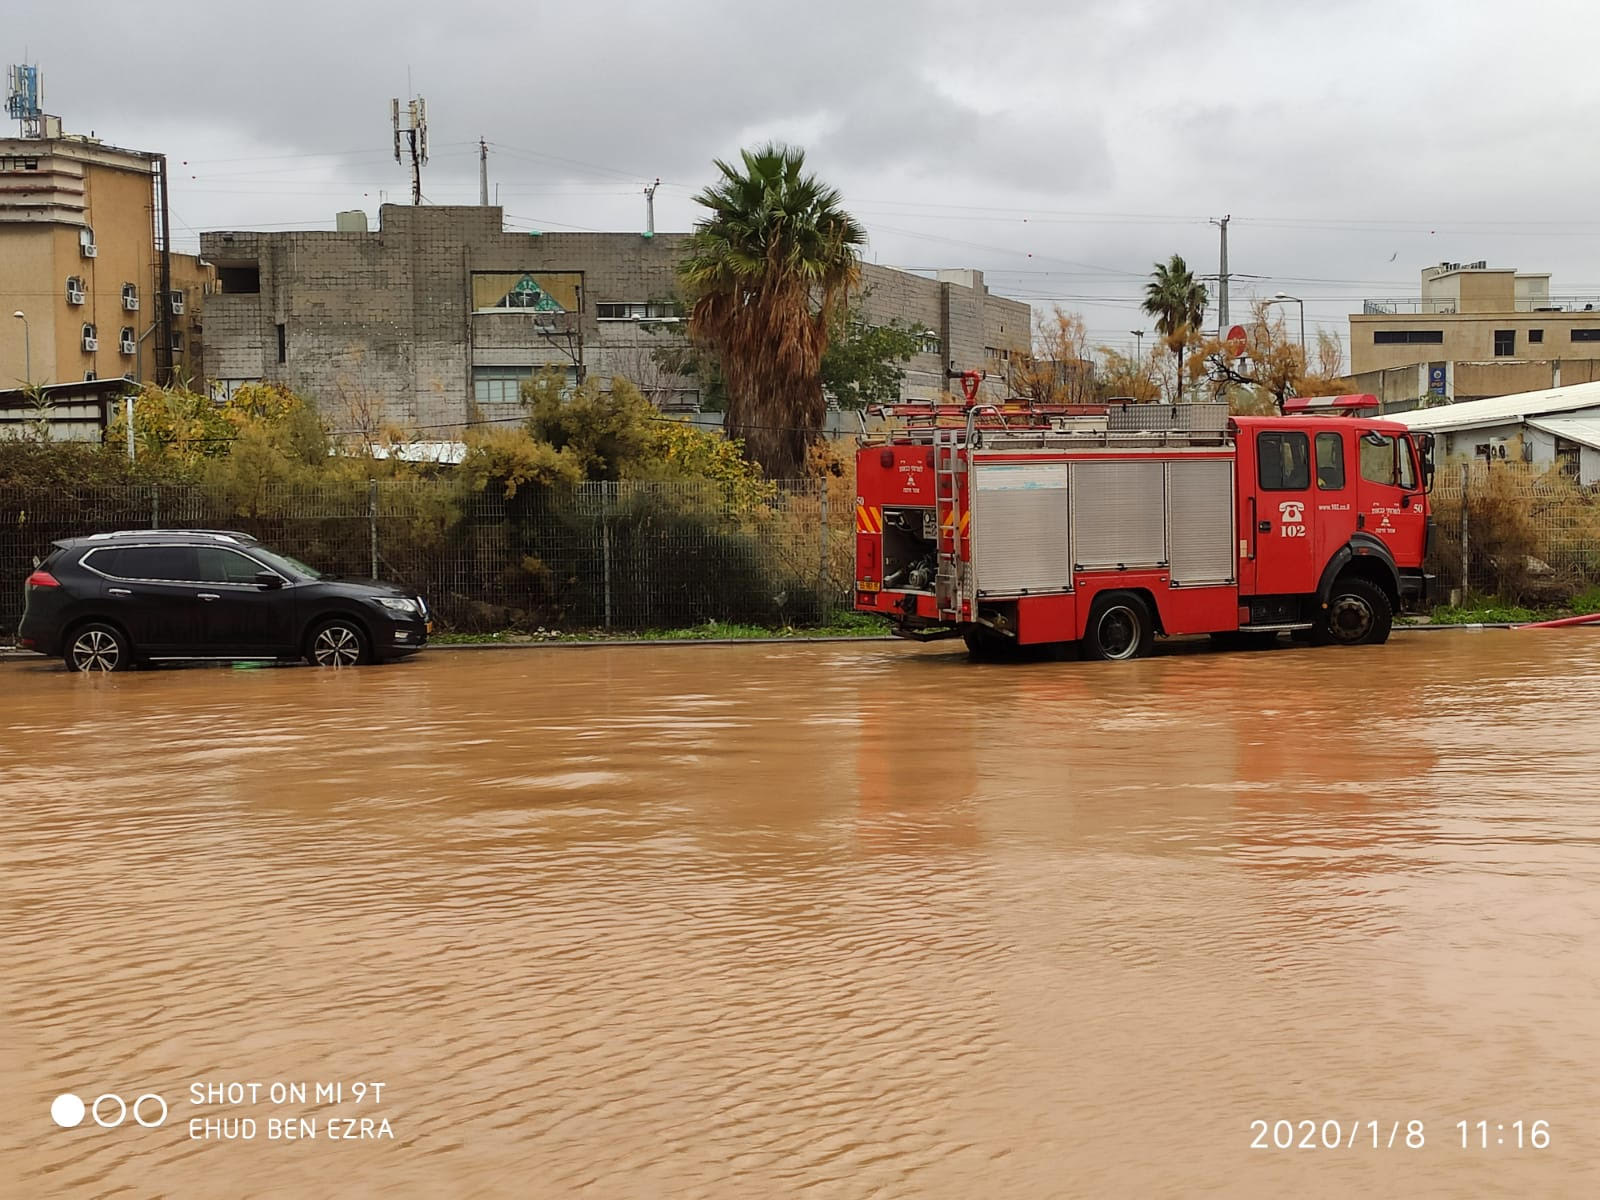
[306,618,369,667]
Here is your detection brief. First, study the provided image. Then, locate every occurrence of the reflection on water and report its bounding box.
[3,632,1600,1197]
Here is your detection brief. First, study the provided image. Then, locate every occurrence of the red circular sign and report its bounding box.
[1225,324,1248,355]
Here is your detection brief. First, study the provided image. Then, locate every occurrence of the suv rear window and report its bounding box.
[94,545,199,581]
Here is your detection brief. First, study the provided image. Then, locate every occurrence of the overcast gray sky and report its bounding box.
[12,0,1600,360]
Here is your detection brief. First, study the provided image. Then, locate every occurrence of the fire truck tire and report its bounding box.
[1315,576,1393,646]
[1083,593,1155,661]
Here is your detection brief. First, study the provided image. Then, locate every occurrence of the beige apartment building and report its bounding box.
[0,129,212,391]
[1350,262,1600,403]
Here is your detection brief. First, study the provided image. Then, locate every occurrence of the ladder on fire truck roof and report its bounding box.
[932,424,967,621]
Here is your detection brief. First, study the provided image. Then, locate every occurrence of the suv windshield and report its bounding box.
[251,547,323,580]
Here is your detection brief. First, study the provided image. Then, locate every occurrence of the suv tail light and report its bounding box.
[26,569,60,589]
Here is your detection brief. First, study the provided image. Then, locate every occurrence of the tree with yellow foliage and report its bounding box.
[1195,300,1349,414]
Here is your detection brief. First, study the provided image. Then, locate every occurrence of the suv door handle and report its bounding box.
[197,593,221,602]
[108,587,131,596]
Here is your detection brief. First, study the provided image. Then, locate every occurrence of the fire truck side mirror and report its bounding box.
[1417,433,1436,492]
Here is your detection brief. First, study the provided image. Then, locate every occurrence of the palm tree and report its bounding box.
[680,144,865,477]
[1142,255,1208,400]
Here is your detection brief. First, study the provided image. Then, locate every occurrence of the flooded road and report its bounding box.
[3,631,1600,1198]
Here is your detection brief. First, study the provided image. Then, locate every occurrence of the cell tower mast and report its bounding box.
[6,62,48,139]
[391,96,428,205]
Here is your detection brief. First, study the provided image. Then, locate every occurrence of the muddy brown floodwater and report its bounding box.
[3,632,1600,1198]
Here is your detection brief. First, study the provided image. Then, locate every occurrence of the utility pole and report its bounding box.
[478,137,488,205]
[391,96,428,205]
[1210,214,1230,335]
[643,178,659,237]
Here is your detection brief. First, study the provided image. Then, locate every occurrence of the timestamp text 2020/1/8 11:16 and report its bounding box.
[1249,1119,1550,1150]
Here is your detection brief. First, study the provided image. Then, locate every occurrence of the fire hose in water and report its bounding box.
[1514,613,1600,629]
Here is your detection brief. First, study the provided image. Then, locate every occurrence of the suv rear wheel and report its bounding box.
[65,622,131,673]
[306,618,369,667]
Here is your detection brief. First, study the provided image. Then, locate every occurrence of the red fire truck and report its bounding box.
[853,396,1435,659]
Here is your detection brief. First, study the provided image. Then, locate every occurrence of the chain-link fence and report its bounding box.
[0,479,853,637]
[1426,461,1600,600]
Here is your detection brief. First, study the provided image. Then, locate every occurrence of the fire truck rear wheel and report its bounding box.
[1317,576,1393,646]
[1084,593,1155,662]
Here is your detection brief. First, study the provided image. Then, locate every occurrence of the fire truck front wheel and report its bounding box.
[1316,576,1393,647]
[1084,592,1155,662]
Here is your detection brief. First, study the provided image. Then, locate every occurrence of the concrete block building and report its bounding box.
[199,205,1030,433]
[1349,262,1600,408]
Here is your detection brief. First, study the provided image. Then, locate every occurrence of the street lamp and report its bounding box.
[11,310,29,386]
[1130,329,1144,360]
[1269,292,1305,353]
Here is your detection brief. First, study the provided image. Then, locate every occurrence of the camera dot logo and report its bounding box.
[50,1091,167,1130]
[51,1094,86,1128]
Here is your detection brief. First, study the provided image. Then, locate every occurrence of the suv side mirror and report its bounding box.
[254,571,284,589]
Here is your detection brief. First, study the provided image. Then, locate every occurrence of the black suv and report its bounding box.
[17,530,430,671]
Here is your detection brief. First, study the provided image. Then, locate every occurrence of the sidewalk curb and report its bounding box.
[429,635,901,650]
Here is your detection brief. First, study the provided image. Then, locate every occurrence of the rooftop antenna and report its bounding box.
[479,136,489,206]
[391,95,428,205]
[6,62,46,139]
[643,178,660,237]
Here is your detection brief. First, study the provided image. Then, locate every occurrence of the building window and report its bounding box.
[1372,330,1444,345]
[1494,330,1515,356]
[219,265,261,294]
[122,283,140,311]
[1529,329,1544,344]
[472,366,534,406]
[596,301,680,321]
[118,326,135,355]
[1315,431,1345,490]
[1257,431,1310,491]
[170,332,184,354]
[277,323,287,364]
[1571,328,1600,342]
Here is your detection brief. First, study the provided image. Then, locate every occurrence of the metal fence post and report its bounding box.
[368,478,378,580]
[818,479,829,619]
[601,481,613,630]
[151,483,160,529]
[1459,462,1469,597]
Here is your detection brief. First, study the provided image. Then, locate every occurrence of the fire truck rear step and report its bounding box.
[1236,622,1314,633]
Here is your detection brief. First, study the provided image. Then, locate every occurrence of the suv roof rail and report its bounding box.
[85,529,261,544]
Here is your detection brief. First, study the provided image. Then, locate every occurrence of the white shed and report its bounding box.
[1391,380,1600,485]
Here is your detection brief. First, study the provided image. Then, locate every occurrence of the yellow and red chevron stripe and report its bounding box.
[855,504,882,533]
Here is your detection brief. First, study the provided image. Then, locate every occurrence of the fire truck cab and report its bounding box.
[853,399,1434,659]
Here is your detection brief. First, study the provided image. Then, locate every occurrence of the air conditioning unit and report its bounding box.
[122,285,139,311]
[169,290,186,315]
[119,331,136,355]
[80,238,97,258]
[66,279,85,305]
[83,333,99,352]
